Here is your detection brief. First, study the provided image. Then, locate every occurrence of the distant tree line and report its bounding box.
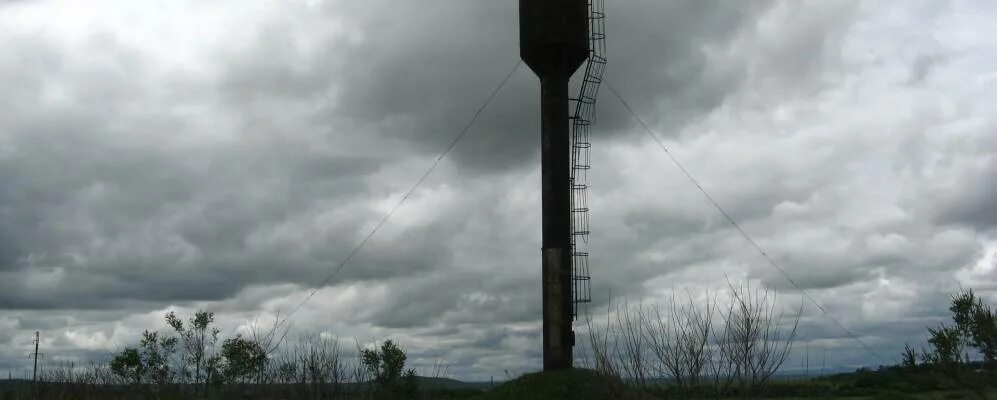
[11,310,425,400]
[827,288,997,398]
[902,289,997,373]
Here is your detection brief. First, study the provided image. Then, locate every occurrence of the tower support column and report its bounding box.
[540,75,573,371]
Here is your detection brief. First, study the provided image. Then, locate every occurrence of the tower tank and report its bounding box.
[520,0,589,76]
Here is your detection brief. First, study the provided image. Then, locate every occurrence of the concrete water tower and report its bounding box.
[519,0,589,371]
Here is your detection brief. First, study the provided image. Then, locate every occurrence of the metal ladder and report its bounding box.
[570,0,606,319]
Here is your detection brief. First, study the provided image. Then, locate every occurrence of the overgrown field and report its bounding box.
[3,287,993,399]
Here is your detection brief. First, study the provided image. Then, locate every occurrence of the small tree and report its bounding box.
[110,348,144,385]
[950,290,997,366]
[360,340,418,399]
[972,304,997,367]
[925,324,963,372]
[166,310,219,392]
[107,330,177,395]
[139,330,177,386]
[221,335,267,384]
[901,343,918,369]
[906,289,997,373]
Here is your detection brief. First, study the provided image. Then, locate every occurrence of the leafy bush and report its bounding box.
[360,339,418,399]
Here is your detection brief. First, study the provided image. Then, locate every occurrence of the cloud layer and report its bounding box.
[1,0,995,380]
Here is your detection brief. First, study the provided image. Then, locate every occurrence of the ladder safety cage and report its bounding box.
[569,0,606,319]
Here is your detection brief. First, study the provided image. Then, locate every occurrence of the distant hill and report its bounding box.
[475,369,624,400]
[416,376,495,391]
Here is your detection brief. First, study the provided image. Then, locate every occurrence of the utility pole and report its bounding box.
[32,332,39,385]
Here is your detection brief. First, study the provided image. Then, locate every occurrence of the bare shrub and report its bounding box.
[585,283,802,398]
[645,292,714,395]
[275,333,347,399]
[585,308,633,399]
[586,302,621,380]
[427,358,451,381]
[718,281,801,395]
[35,360,132,400]
[615,300,650,390]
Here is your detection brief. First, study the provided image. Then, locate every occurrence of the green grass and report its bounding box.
[473,368,631,400]
[779,390,997,400]
[467,372,997,400]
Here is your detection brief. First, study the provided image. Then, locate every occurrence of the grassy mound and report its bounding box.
[474,368,629,400]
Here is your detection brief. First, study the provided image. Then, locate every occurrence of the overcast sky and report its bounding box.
[1,0,995,381]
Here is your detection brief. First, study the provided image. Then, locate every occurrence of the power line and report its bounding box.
[273,61,524,330]
[604,82,889,366]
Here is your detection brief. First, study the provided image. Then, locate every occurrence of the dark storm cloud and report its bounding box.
[2,0,996,381]
[599,0,771,130]
[211,0,783,173]
[0,28,439,310]
[0,0,793,311]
